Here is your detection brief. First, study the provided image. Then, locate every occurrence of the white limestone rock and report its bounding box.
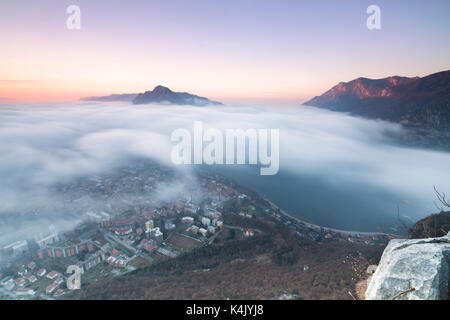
[365,232,450,300]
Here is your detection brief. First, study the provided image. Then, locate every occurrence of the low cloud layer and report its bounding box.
[1,101,450,241]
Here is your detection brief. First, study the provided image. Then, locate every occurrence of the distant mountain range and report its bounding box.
[81,85,223,106]
[303,70,450,132]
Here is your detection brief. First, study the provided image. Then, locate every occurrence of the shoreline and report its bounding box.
[262,197,394,237]
[204,169,396,237]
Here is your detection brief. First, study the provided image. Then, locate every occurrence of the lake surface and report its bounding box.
[207,165,410,233]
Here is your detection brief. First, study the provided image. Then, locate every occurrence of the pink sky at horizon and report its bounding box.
[0,68,447,105]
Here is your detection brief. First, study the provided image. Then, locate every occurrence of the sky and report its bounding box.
[0,0,449,104]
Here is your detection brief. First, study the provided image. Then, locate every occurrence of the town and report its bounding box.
[0,160,393,300]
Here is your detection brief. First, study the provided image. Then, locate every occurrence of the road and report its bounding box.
[104,232,137,254]
[207,229,222,245]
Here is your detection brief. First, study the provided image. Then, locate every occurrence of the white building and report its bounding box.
[201,217,211,227]
[3,240,28,255]
[15,288,35,296]
[146,227,163,241]
[35,226,60,248]
[199,228,208,237]
[145,220,154,230]
[182,216,194,224]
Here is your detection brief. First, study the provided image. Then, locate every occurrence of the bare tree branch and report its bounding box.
[434,186,450,212]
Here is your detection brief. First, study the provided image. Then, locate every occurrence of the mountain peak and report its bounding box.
[303,70,450,131]
[152,85,173,94]
[132,86,223,106]
[80,85,223,106]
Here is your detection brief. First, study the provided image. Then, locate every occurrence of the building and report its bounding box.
[3,240,28,255]
[65,247,75,257]
[46,284,57,295]
[111,248,122,256]
[99,212,112,228]
[208,226,216,234]
[37,250,45,259]
[45,276,64,294]
[114,226,133,236]
[100,218,113,228]
[199,228,208,237]
[35,226,60,248]
[106,256,128,268]
[201,217,211,227]
[245,229,255,237]
[146,227,163,242]
[145,220,154,230]
[77,251,104,272]
[24,274,37,283]
[37,268,46,277]
[184,207,197,215]
[46,271,58,280]
[45,240,93,258]
[15,277,26,287]
[54,289,65,297]
[181,217,194,225]
[15,288,35,296]
[53,277,64,287]
[27,261,36,270]
[188,225,199,234]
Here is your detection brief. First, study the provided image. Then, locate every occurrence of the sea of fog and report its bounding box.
[1,101,450,241]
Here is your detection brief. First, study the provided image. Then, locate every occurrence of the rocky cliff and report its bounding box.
[365,231,450,300]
